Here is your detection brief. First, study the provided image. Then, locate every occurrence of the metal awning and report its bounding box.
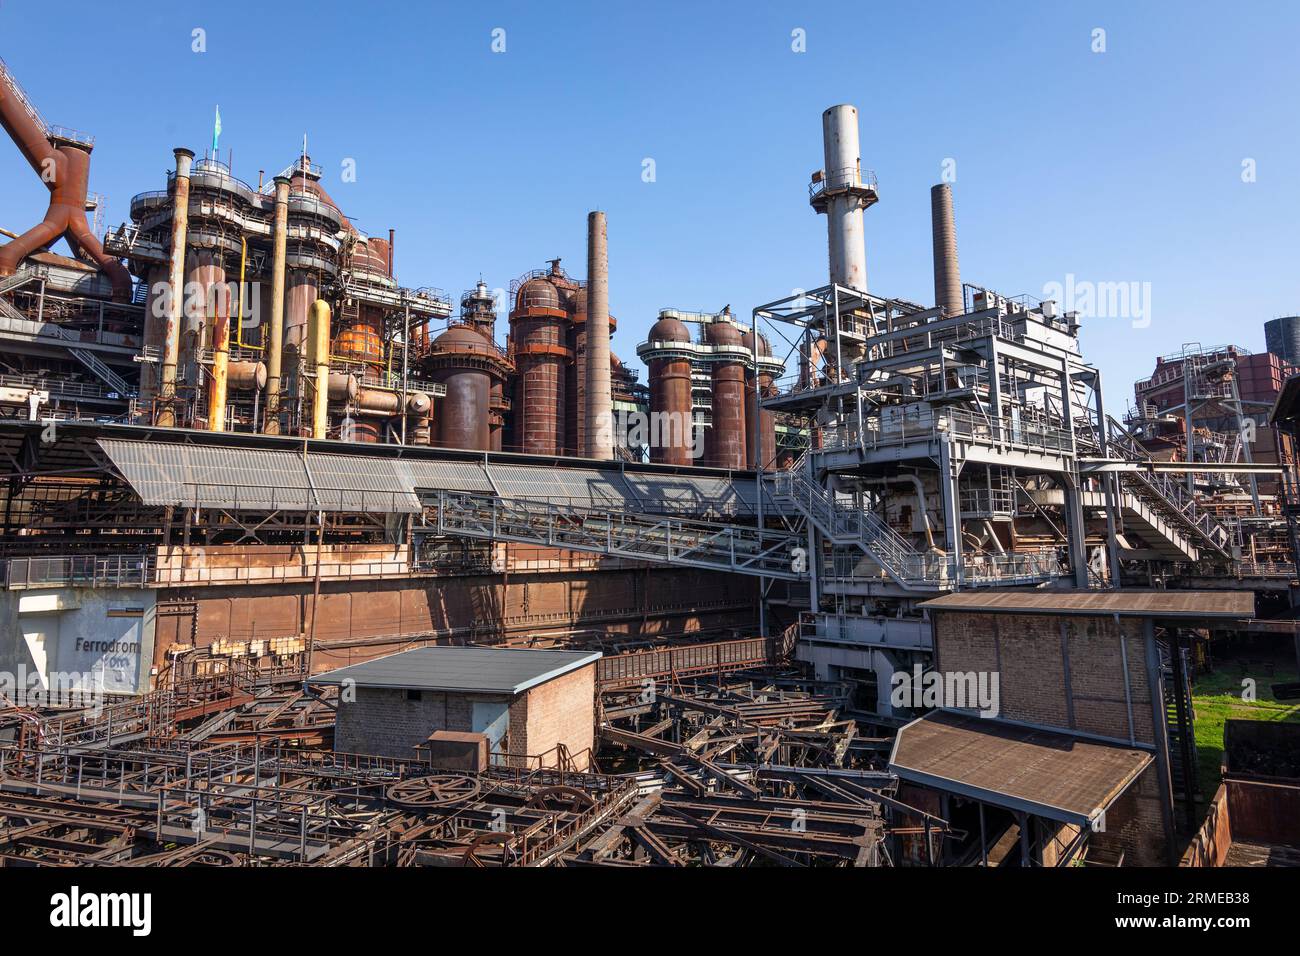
[888,710,1152,826]
[95,433,787,519]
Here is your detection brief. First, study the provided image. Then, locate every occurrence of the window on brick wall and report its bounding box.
[407,689,423,702]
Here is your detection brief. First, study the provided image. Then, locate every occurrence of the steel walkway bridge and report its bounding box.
[428,490,806,581]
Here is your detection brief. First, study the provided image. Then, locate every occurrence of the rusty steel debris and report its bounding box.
[0,649,948,867]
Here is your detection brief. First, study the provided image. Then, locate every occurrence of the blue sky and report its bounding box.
[2,0,1297,409]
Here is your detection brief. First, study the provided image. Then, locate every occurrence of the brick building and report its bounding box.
[309,646,600,770]
[889,590,1254,866]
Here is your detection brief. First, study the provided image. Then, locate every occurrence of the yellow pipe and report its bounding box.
[263,176,289,434]
[309,299,331,439]
[207,276,231,432]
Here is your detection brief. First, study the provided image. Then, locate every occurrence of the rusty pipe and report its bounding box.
[309,299,331,439]
[262,176,290,435]
[0,63,130,299]
[156,148,194,427]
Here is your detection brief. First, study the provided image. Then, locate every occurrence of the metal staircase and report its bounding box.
[1107,418,1232,560]
[0,266,45,297]
[427,490,805,580]
[769,464,928,588]
[40,319,135,396]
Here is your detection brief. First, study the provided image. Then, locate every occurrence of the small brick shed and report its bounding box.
[309,646,601,770]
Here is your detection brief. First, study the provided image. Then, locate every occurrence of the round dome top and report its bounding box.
[741,329,772,357]
[350,238,390,276]
[648,316,690,344]
[515,277,560,311]
[435,323,491,347]
[706,320,743,346]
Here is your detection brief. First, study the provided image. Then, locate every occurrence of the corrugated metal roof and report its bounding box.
[98,439,420,513]
[889,710,1152,825]
[397,459,494,494]
[307,646,601,695]
[97,435,791,519]
[919,589,1253,619]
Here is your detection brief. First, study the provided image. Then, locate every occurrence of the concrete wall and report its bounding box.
[0,587,157,696]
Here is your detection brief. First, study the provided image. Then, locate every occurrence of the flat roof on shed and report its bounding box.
[307,646,601,696]
[919,589,1252,619]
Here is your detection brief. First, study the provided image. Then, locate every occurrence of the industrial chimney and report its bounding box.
[930,183,962,317]
[584,210,613,459]
[810,105,877,292]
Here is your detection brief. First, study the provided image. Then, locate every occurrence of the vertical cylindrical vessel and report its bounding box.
[509,277,568,454]
[706,319,748,469]
[308,299,331,439]
[138,264,167,415]
[584,211,613,459]
[286,271,318,354]
[157,147,194,427]
[646,315,694,465]
[262,176,290,434]
[930,183,962,316]
[428,325,492,450]
[743,330,778,471]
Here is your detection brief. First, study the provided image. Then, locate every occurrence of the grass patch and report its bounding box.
[1190,655,1300,800]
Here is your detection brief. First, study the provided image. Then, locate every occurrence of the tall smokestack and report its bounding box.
[156,147,194,427]
[812,105,875,292]
[584,210,613,459]
[930,183,962,316]
[262,175,290,435]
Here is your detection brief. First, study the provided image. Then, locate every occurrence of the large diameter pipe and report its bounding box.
[584,210,613,459]
[157,147,194,427]
[262,175,290,435]
[308,299,331,439]
[930,183,962,316]
[820,105,868,292]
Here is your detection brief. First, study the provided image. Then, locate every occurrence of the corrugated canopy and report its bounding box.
[889,711,1152,826]
[919,589,1254,619]
[97,436,789,518]
[98,439,421,513]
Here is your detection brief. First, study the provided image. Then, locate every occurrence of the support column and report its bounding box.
[939,436,963,585]
[262,175,290,435]
[156,147,194,428]
[1144,618,1179,864]
[1062,474,1090,588]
